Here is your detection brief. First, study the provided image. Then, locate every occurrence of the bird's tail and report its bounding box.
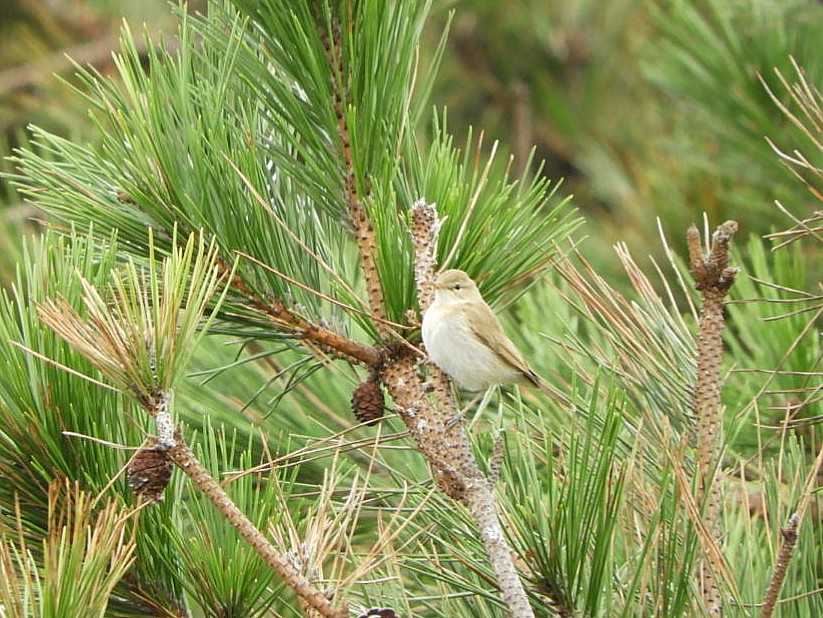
[524,370,571,407]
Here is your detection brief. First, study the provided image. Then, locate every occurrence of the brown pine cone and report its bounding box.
[127,440,172,503]
[351,378,385,426]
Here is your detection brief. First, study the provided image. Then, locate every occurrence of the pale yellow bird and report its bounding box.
[422,269,549,393]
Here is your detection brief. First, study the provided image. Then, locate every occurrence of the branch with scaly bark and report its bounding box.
[217,258,382,366]
[410,201,457,419]
[759,513,799,618]
[320,21,390,339]
[756,437,823,617]
[36,240,351,618]
[139,393,348,618]
[379,200,536,617]
[165,437,346,618]
[687,219,739,617]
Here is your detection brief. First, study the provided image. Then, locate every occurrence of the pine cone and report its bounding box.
[127,440,172,502]
[351,378,385,426]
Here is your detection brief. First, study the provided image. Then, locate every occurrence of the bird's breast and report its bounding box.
[422,302,516,391]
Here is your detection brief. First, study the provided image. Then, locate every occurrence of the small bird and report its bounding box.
[422,269,546,393]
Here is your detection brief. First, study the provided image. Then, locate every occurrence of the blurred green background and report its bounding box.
[2,0,821,277]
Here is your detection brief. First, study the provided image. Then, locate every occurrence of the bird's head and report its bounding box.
[432,269,481,303]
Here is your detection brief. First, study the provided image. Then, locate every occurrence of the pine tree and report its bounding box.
[0,1,821,617]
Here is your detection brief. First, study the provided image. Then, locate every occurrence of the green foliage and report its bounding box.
[0,231,188,613]
[38,231,228,399]
[12,0,579,340]
[505,388,626,616]
[400,117,579,312]
[647,0,823,211]
[161,424,286,617]
[0,484,136,618]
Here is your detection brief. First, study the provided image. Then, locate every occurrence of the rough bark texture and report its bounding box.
[381,200,536,617]
[411,200,439,311]
[166,437,346,618]
[322,23,390,339]
[687,220,739,617]
[464,477,537,617]
[759,513,800,618]
[221,260,381,366]
[382,351,535,617]
[410,201,461,421]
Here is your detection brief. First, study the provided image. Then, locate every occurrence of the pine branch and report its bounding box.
[410,200,439,313]
[163,429,346,618]
[410,200,457,418]
[759,513,800,618]
[463,476,537,617]
[381,201,536,617]
[321,20,390,339]
[687,219,739,616]
[0,482,136,618]
[36,233,349,617]
[219,259,382,366]
[757,436,823,617]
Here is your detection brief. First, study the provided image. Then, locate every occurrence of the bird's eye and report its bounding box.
[453,284,461,290]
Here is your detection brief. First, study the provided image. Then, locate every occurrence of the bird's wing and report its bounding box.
[462,301,536,381]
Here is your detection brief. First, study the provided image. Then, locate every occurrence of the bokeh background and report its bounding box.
[2,0,822,282]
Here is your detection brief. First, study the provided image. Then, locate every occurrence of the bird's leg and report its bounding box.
[445,390,477,429]
[413,354,431,371]
[467,386,497,432]
[445,410,464,430]
[414,356,439,393]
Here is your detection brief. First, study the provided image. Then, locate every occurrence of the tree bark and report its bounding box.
[380,200,537,617]
[687,221,739,617]
[165,438,347,618]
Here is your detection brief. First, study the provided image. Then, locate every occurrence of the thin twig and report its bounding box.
[759,514,800,618]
